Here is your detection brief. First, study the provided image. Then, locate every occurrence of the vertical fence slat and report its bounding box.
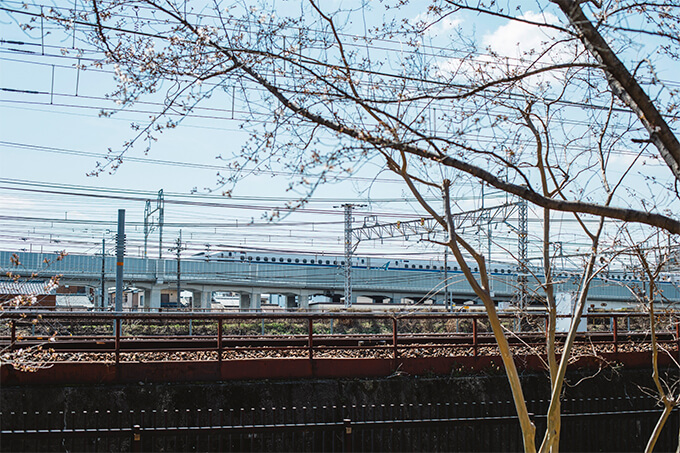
[217,318,223,363]
[473,317,478,357]
[308,318,314,360]
[392,318,398,360]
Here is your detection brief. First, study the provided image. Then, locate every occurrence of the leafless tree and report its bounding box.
[4,0,680,450]
[1,253,64,371]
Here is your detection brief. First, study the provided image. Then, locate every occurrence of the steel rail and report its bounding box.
[0,310,662,320]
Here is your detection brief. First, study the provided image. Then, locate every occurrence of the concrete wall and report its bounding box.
[1,367,672,415]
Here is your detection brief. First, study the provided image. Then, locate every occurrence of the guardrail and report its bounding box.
[2,311,678,365]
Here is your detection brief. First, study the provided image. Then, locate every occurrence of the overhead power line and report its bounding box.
[2,4,678,120]
[0,177,508,206]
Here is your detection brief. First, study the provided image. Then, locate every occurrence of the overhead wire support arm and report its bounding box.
[350,201,528,309]
[350,203,521,243]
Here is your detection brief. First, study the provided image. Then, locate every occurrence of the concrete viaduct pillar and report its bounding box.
[148,286,162,311]
[239,291,261,311]
[285,295,297,310]
[281,291,312,310]
[191,289,212,310]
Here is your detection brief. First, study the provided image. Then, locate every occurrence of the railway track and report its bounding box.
[1,310,678,384]
[2,331,675,354]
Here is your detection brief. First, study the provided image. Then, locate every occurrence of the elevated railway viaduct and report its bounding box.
[3,251,678,311]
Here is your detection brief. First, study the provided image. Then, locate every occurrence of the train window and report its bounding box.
[295,259,300,263]
[287,258,292,263]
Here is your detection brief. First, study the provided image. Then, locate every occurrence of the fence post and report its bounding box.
[392,317,398,360]
[10,320,16,350]
[217,318,223,363]
[132,424,141,452]
[472,317,478,357]
[675,319,680,359]
[308,317,313,360]
[343,418,353,453]
[115,315,121,365]
[613,315,618,354]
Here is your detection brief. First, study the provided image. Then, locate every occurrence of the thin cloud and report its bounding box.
[414,11,462,37]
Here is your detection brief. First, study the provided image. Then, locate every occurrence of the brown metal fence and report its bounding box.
[2,311,678,363]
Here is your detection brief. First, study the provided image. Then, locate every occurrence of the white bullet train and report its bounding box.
[193,249,521,275]
[190,249,679,284]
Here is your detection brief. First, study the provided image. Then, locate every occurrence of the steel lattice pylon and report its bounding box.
[517,199,528,308]
[343,204,354,308]
[338,203,367,308]
[143,189,164,259]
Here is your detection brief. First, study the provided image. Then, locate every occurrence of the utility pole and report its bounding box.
[169,230,185,309]
[114,209,126,334]
[100,238,106,309]
[344,205,352,309]
[444,249,449,311]
[143,189,164,259]
[176,231,181,308]
[336,203,366,308]
[517,199,528,309]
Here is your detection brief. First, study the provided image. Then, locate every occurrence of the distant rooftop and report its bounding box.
[0,281,55,295]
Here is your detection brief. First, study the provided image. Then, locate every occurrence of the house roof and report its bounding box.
[0,281,56,296]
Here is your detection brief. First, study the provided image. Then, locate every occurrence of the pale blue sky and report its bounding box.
[0,0,676,265]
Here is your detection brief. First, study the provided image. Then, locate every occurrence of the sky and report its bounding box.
[0,0,676,269]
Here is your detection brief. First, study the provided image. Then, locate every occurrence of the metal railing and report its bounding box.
[1,396,677,452]
[1,311,678,365]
